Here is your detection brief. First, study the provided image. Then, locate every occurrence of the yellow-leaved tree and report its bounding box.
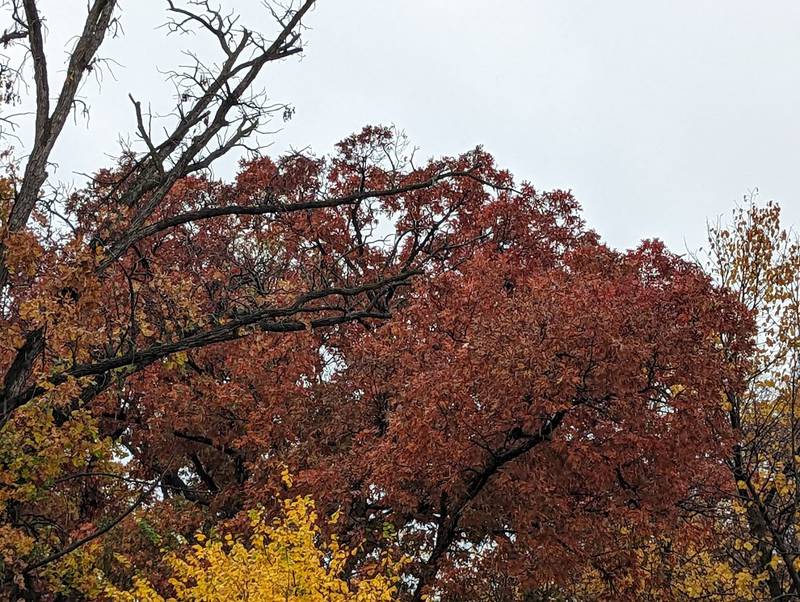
[105,492,402,602]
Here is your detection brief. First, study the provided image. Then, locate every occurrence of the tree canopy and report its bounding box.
[0,1,794,601]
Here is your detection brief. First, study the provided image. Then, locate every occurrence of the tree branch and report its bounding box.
[0,271,416,427]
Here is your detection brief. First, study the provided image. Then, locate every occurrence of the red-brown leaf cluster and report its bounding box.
[1,126,754,599]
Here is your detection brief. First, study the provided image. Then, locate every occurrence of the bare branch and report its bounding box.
[0,0,118,290]
[0,26,27,47]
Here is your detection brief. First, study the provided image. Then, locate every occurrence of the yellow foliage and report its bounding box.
[0,403,116,592]
[104,495,402,602]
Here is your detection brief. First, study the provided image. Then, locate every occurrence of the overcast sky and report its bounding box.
[8,0,800,252]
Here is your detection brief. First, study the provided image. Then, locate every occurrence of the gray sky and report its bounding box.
[8,0,800,252]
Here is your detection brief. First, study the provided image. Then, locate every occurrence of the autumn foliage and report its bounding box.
[0,1,795,601]
[104,488,402,602]
[0,124,757,600]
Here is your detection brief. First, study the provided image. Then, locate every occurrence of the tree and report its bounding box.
[0,1,756,600]
[649,201,800,600]
[105,489,402,602]
[0,1,491,597]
